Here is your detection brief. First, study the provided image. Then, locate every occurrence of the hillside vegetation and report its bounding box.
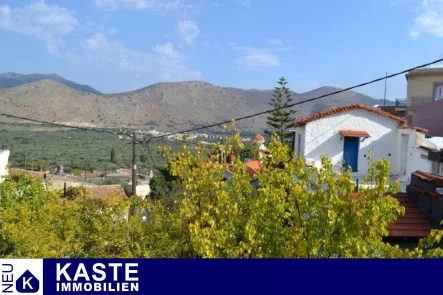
[0,73,392,132]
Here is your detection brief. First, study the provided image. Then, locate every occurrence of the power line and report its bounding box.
[146,136,158,169]
[0,112,160,170]
[142,57,443,167]
[144,57,443,145]
[2,57,443,170]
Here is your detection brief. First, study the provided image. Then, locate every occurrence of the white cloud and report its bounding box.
[158,0,181,11]
[235,46,280,69]
[94,0,150,10]
[410,0,443,38]
[94,0,180,11]
[234,38,292,70]
[266,38,283,46]
[153,42,181,58]
[178,20,200,45]
[0,1,78,54]
[264,39,293,52]
[81,34,201,81]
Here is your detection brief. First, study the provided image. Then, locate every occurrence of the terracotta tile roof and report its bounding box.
[8,169,44,179]
[387,193,431,238]
[399,124,429,134]
[339,130,370,138]
[410,185,439,197]
[349,192,364,201]
[295,104,408,127]
[413,171,433,182]
[118,168,132,174]
[349,192,431,238]
[413,171,443,186]
[225,159,261,181]
[245,160,260,178]
[254,134,265,141]
[245,160,260,171]
[85,185,127,199]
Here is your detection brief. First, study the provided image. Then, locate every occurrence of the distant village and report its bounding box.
[121,129,253,144]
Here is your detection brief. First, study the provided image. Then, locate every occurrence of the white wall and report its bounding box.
[294,127,305,157]
[296,109,400,176]
[0,150,9,182]
[397,129,433,182]
[136,184,151,199]
[406,148,433,181]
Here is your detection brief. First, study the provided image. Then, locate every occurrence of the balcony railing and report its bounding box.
[395,99,406,107]
[408,97,434,108]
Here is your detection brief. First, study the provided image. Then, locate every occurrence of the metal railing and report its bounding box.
[395,99,406,107]
[408,96,434,107]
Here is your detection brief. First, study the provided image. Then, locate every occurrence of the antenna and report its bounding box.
[383,72,387,106]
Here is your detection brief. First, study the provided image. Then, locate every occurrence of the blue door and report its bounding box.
[343,137,359,172]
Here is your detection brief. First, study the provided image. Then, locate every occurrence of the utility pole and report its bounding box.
[44,173,48,191]
[132,131,137,197]
[383,72,388,106]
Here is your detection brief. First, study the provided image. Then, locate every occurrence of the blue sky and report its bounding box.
[0,0,443,99]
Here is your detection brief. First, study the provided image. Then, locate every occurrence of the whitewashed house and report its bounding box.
[0,150,10,182]
[292,104,433,182]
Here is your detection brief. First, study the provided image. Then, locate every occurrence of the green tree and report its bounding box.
[3,133,443,258]
[265,77,296,143]
[111,148,116,163]
[239,144,256,161]
[149,168,180,206]
[140,154,147,163]
[0,174,142,258]
[159,131,443,258]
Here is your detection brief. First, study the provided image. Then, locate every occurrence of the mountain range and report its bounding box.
[0,73,392,133]
[0,73,102,95]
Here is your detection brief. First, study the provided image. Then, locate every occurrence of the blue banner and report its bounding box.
[0,259,439,294]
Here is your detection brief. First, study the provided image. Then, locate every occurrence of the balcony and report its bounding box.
[395,99,406,107]
[408,97,434,107]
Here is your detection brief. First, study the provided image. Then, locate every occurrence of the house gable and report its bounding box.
[299,108,400,176]
[295,104,407,127]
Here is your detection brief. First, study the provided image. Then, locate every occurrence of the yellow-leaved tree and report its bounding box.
[153,129,443,258]
[2,130,443,258]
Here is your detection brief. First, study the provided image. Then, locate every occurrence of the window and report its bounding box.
[434,84,443,100]
[297,134,302,155]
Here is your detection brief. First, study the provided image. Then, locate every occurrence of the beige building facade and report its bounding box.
[406,68,443,124]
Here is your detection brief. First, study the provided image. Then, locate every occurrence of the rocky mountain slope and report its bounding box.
[0,78,391,133]
[0,73,102,95]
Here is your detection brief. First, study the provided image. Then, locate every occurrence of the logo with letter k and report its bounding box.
[16,270,39,293]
